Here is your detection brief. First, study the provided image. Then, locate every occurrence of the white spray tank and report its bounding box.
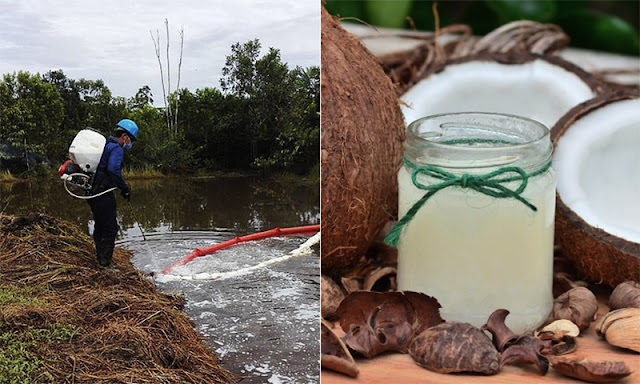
[60,128,115,199]
[68,128,106,173]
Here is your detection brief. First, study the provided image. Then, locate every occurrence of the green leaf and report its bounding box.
[324,0,366,21]
[555,9,640,55]
[486,0,556,23]
[365,0,413,28]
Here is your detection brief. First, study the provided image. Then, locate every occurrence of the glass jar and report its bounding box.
[394,112,555,333]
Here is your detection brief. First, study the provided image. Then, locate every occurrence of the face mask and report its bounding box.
[123,135,132,150]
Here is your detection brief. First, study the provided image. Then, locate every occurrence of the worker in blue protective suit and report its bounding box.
[89,119,138,268]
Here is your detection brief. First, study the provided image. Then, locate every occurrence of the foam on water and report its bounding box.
[126,231,319,384]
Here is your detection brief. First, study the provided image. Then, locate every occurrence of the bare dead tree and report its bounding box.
[173,27,184,135]
[150,28,171,135]
[165,19,173,136]
[150,19,184,139]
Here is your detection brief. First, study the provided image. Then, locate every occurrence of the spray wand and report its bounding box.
[126,200,147,241]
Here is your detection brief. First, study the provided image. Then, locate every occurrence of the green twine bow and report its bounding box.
[384,157,552,247]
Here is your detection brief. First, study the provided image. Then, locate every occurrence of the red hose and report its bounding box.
[161,225,319,274]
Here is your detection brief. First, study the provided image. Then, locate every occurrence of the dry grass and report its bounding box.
[0,213,237,383]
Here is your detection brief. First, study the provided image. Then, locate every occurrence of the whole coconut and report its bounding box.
[321,7,405,278]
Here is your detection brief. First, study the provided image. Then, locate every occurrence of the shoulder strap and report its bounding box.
[90,143,112,193]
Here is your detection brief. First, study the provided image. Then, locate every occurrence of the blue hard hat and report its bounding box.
[116,119,139,140]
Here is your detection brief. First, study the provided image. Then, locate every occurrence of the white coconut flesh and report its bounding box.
[401,59,596,128]
[554,98,640,244]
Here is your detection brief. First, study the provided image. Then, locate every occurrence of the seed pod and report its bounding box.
[337,291,443,358]
[551,356,632,383]
[409,322,500,375]
[321,275,344,319]
[609,281,640,310]
[595,308,640,352]
[482,308,517,351]
[501,344,549,374]
[321,319,359,377]
[362,266,397,292]
[551,287,598,330]
[537,319,581,338]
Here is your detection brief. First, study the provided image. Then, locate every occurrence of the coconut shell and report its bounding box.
[404,52,609,97]
[552,91,640,287]
[321,7,405,278]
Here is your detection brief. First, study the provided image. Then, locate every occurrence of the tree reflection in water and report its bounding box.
[0,175,319,236]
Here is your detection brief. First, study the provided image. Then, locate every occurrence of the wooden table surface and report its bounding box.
[322,300,640,383]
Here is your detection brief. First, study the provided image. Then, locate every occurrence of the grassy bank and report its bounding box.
[0,170,18,183]
[274,162,320,186]
[0,213,236,383]
[0,163,321,183]
[122,165,164,180]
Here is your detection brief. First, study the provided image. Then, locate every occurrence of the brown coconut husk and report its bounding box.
[551,90,640,287]
[0,213,236,383]
[321,7,405,278]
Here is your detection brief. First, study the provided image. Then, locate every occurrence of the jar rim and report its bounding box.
[406,112,550,148]
[404,112,553,171]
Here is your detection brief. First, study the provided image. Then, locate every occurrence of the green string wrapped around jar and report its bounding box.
[384,156,552,247]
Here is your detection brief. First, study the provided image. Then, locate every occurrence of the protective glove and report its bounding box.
[121,186,131,201]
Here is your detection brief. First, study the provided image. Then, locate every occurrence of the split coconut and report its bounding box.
[321,7,405,278]
[552,91,640,286]
[401,53,607,129]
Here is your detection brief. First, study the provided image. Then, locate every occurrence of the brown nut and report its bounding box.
[553,272,588,298]
[409,322,500,375]
[609,281,640,310]
[551,287,598,330]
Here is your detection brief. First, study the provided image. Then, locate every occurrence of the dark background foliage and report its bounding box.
[325,0,639,56]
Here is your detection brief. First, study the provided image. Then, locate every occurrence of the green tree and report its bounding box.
[221,39,302,169]
[43,70,88,134]
[220,39,261,98]
[125,104,166,170]
[254,66,320,173]
[128,85,154,110]
[179,87,252,169]
[76,79,126,134]
[0,71,64,164]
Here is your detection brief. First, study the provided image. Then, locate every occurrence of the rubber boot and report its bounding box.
[95,241,105,267]
[97,241,113,268]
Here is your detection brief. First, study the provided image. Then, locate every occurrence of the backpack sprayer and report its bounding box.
[58,128,116,200]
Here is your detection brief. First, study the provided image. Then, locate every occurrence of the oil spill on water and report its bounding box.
[124,232,320,384]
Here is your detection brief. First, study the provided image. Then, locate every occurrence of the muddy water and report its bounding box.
[1,175,320,383]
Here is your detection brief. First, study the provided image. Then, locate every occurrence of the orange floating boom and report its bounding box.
[161,225,320,274]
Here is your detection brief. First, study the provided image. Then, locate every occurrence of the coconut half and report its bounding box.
[552,92,640,286]
[401,53,606,129]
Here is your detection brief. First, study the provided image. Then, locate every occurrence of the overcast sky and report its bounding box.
[0,0,319,105]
